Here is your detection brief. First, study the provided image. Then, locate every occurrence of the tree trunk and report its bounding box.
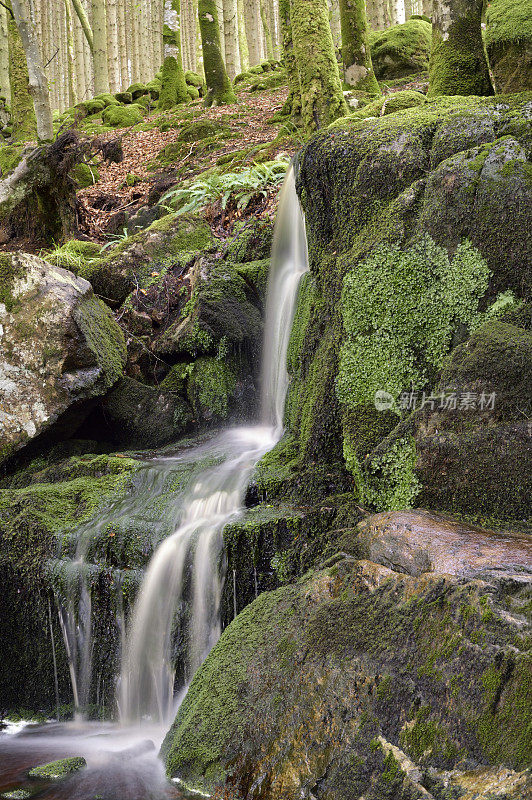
[290,0,348,131]
[278,0,300,116]
[0,3,11,105]
[70,0,94,50]
[73,6,87,101]
[223,0,241,77]
[117,0,129,88]
[260,1,274,59]
[391,0,405,23]
[91,0,109,93]
[64,0,78,105]
[11,0,53,139]
[106,0,120,92]
[198,0,236,105]
[422,0,432,16]
[339,0,380,92]
[244,0,262,64]
[159,0,189,106]
[139,0,152,82]
[128,0,141,82]
[237,0,249,70]
[0,133,83,243]
[429,0,493,96]
[216,0,225,55]
[329,0,342,51]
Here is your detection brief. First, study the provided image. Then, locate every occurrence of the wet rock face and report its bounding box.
[0,253,125,463]
[162,511,532,800]
[280,95,532,522]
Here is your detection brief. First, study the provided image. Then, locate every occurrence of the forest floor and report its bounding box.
[78,86,296,242]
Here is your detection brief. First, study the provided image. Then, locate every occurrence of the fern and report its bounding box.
[160,159,289,215]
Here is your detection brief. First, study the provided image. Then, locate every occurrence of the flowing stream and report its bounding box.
[0,165,308,798]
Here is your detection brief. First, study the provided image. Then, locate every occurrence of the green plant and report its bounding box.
[160,159,289,215]
[336,235,491,412]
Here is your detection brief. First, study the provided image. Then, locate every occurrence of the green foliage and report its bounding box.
[43,239,102,272]
[336,236,491,412]
[348,436,421,511]
[486,0,532,46]
[161,159,289,214]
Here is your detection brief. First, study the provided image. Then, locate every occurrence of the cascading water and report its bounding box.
[0,163,308,800]
[119,164,308,724]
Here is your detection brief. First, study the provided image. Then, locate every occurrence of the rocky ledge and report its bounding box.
[162,510,532,800]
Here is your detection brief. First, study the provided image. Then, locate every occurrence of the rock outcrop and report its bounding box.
[0,253,126,463]
[162,511,532,799]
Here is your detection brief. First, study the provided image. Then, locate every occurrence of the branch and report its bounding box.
[0,1,14,19]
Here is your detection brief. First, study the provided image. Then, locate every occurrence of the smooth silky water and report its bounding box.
[0,166,308,800]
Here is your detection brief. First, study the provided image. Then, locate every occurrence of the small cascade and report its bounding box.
[48,164,308,725]
[118,164,309,724]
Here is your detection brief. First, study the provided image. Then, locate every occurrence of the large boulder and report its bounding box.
[400,321,532,520]
[0,253,126,463]
[162,511,532,798]
[276,95,532,514]
[369,18,432,80]
[486,0,532,92]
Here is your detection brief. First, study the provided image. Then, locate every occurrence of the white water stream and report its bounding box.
[120,165,308,724]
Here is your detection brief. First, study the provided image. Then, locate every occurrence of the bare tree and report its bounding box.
[11,0,53,139]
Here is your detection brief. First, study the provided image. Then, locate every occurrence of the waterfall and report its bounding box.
[58,165,308,725]
[119,165,308,724]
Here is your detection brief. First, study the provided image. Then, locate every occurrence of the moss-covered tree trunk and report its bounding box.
[7,2,37,142]
[279,0,301,117]
[158,0,189,108]
[428,0,493,96]
[290,0,349,131]
[198,0,237,105]
[159,55,190,108]
[339,0,381,93]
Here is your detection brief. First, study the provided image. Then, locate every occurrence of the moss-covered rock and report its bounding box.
[486,0,532,92]
[154,256,263,360]
[0,253,126,464]
[162,523,532,797]
[224,218,274,263]
[184,70,204,88]
[127,82,149,100]
[0,143,23,176]
[176,119,230,142]
[266,95,532,519]
[0,447,141,709]
[187,86,200,101]
[115,91,133,104]
[84,212,213,305]
[96,376,193,447]
[101,103,144,128]
[71,161,100,188]
[346,89,427,119]
[369,18,432,79]
[28,757,86,780]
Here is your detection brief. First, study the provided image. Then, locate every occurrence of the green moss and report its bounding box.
[71,162,100,188]
[347,89,426,120]
[28,757,86,780]
[0,143,23,175]
[177,119,230,141]
[187,86,200,100]
[185,71,204,88]
[73,294,126,392]
[7,14,36,142]
[186,356,238,420]
[370,18,432,79]
[158,55,189,110]
[0,253,23,313]
[336,236,490,413]
[161,585,302,790]
[101,104,144,128]
[127,82,148,99]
